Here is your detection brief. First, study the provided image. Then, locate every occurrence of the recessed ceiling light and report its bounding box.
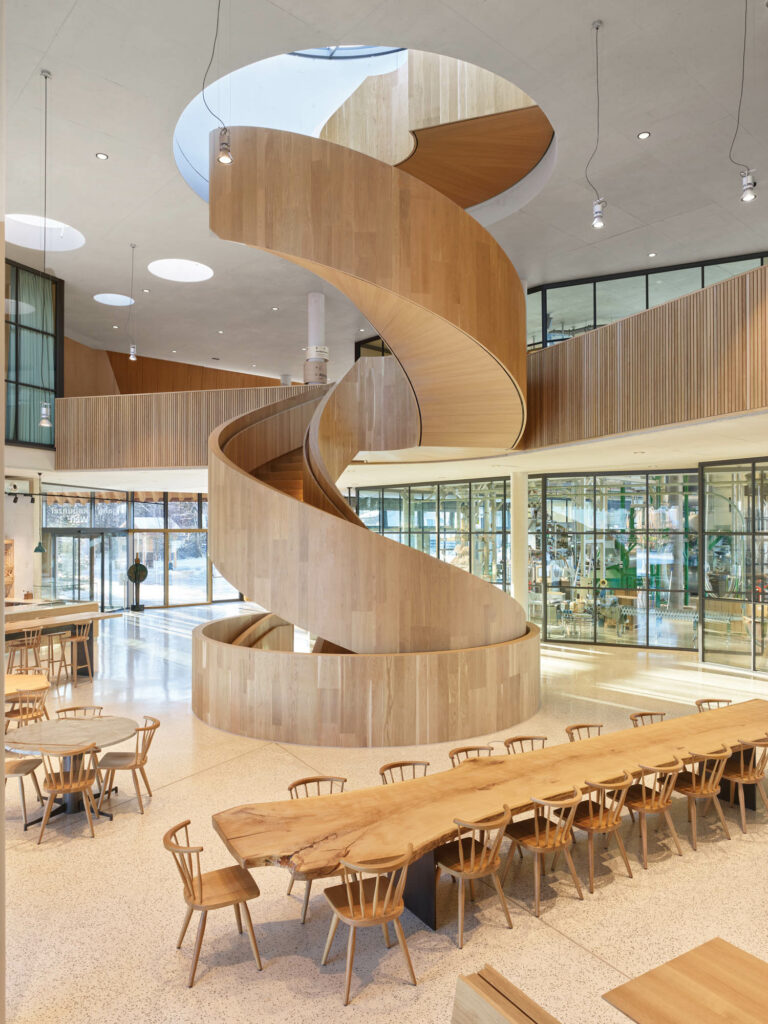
[637,131,651,140]
[271,306,279,311]
[147,258,214,283]
[252,364,256,367]
[211,356,220,361]
[142,288,150,294]
[218,330,224,334]
[359,328,365,333]
[94,293,134,306]
[95,152,109,160]
[112,324,119,329]
[6,213,85,252]
[648,252,657,258]
[171,349,177,353]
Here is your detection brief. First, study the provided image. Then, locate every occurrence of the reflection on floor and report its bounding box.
[7,604,768,1023]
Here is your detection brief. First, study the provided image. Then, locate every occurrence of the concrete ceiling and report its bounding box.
[6,0,768,382]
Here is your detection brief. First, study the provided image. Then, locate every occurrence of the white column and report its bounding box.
[509,472,529,618]
[303,292,328,384]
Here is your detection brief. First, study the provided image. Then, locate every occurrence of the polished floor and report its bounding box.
[6,604,768,1023]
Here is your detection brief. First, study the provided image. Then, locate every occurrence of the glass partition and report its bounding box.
[546,282,594,342]
[168,532,207,605]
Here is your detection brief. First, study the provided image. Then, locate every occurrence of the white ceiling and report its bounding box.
[6,0,768,382]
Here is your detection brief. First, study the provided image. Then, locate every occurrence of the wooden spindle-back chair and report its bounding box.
[379,760,430,784]
[721,739,768,833]
[630,711,666,727]
[5,688,48,732]
[565,723,603,742]
[286,774,347,923]
[448,745,495,767]
[570,770,634,893]
[97,715,160,814]
[503,735,548,754]
[624,758,684,869]
[38,744,100,844]
[675,745,732,850]
[695,698,732,713]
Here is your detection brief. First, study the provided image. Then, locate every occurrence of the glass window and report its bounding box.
[546,282,594,342]
[648,267,701,308]
[439,484,469,532]
[704,258,761,286]
[598,586,644,646]
[133,532,165,606]
[440,532,470,569]
[410,486,437,530]
[93,493,128,528]
[595,475,646,531]
[472,533,504,586]
[168,532,208,605]
[472,480,505,531]
[595,275,646,325]
[410,531,437,558]
[526,290,543,348]
[547,477,594,531]
[382,488,407,533]
[134,492,165,528]
[704,466,751,533]
[755,462,768,533]
[167,493,200,529]
[356,489,381,531]
[212,559,238,601]
[44,492,91,527]
[201,497,208,528]
[647,473,697,532]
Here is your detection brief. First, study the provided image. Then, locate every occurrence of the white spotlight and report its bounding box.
[741,170,757,202]
[592,198,606,229]
[129,344,137,361]
[39,402,52,428]
[217,128,232,165]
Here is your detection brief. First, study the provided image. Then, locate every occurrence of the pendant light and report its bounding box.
[39,70,53,430]
[585,20,606,229]
[202,0,233,165]
[729,0,756,202]
[126,242,138,360]
[33,474,46,554]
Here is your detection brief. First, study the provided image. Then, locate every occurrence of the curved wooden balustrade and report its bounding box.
[195,121,538,746]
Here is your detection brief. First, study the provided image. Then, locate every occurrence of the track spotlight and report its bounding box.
[39,401,52,428]
[12,494,18,504]
[129,344,137,361]
[217,128,232,165]
[740,170,757,202]
[592,198,606,229]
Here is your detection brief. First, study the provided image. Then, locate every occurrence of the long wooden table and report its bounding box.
[212,700,768,928]
[603,938,768,1023]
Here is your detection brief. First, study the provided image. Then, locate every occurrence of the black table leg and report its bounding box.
[403,848,438,930]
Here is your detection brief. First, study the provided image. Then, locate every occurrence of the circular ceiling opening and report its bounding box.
[147,259,214,283]
[94,293,134,306]
[6,214,85,251]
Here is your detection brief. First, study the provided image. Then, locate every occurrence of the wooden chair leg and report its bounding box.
[300,879,312,924]
[286,871,295,896]
[736,783,747,833]
[240,901,262,970]
[614,830,633,879]
[234,902,243,934]
[37,794,56,844]
[321,913,339,965]
[501,840,516,885]
[757,779,768,813]
[663,809,683,856]
[533,853,541,918]
[468,878,476,901]
[457,877,466,948]
[82,640,93,682]
[712,795,731,840]
[188,910,207,987]
[491,871,513,929]
[393,918,416,986]
[587,832,595,894]
[689,797,698,851]
[177,906,193,948]
[82,788,95,838]
[29,770,44,806]
[563,846,583,901]
[381,922,391,947]
[139,766,152,797]
[343,926,357,1005]
[17,777,28,828]
[131,769,144,814]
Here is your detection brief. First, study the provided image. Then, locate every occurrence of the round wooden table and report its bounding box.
[5,715,137,819]
[5,672,50,696]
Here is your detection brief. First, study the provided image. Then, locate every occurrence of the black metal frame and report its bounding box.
[4,258,64,449]
[354,336,391,360]
[528,250,767,350]
[534,468,698,651]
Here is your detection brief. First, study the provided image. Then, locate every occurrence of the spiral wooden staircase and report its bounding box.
[192,106,542,746]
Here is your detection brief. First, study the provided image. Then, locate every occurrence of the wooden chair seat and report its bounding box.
[324,876,405,926]
[674,770,719,797]
[722,754,764,784]
[97,750,137,770]
[43,768,98,794]
[6,756,42,777]
[435,836,503,879]
[506,814,573,850]
[624,784,669,813]
[186,865,260,911]
[573,798,624,832]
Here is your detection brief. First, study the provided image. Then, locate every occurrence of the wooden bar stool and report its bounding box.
[630,712,666,727]
[565,723,603,742]
[321,846,415,1005]
[569,770,634,893]
[57,623,93,685]
[163,820,262,988]
[379,760,429,784]
[435,808,512,947]
[286,775,347,923]
[45,631,73,682]
[503,735,548,754]
[674,746,732,850]
[6,629,43,674]
[5,689,48,733]
[502,788,584,917]
[624,758,684,869]
[449,745,495,767]
[720,739,768,833]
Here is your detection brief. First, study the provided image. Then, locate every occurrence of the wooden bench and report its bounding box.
[453,964,562,1024]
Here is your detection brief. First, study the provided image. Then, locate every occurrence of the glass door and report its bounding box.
[104,534,128,611]
[44,530,127,611]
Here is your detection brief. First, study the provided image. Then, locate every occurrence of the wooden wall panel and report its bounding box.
[521,266,768,450]
[106,350,284,394]
[54,384,322,471]
[192,614,540,747]
[62,337,119,398]
[320,61,411,165]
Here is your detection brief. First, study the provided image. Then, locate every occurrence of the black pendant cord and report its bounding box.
[201,0,226,130]
[584,21,602,203]
[42,70,49,273]
[728,0,750,173]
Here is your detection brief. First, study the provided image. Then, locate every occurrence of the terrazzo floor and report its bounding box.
[6,603,768,1023]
